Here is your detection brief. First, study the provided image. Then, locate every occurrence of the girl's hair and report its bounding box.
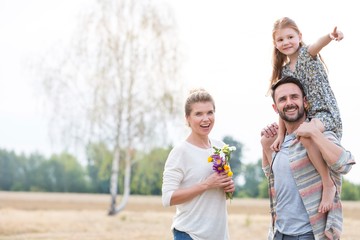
[269,17,328,94]
[269,17,303,91]
[184,88,215,117]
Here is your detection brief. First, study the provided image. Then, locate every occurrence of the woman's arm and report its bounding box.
[170,173,233,206]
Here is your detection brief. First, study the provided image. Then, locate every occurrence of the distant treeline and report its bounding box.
[1,144,359,200]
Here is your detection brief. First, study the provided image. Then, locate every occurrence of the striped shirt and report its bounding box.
[263,131,355,240]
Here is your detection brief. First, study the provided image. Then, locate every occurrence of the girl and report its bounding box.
[268,17,343,213]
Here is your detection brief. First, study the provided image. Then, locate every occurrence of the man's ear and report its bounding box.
[272,103,278,113]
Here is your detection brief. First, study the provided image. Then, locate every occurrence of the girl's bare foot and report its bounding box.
[318,184,336,213]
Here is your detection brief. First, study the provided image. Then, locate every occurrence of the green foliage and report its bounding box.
[131,147,171,195]
[341,179,360,200]
[0,149,90,193]
[237,159,265,198]
[222,136,243,177]
[258,178,269,199]
[86,142,113,193]
[0,143,360,201]
[44,152,90,192]
[0,149,19,190]
[23,153,46,190]
[222,136,243,195]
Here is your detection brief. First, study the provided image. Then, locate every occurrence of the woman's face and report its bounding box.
[186,101,215,137]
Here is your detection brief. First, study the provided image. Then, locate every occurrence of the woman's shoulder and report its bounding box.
[166,141,188,164]
[170,140,188,152]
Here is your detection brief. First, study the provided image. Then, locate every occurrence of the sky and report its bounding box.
[0,0,359,183]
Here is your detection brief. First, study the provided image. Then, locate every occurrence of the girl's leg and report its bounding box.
[271,118,285,152]
[301,137,336,213]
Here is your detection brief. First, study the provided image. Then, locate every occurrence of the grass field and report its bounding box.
[0,191,359,240]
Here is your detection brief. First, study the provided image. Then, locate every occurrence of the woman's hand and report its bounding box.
[204,172,234,193]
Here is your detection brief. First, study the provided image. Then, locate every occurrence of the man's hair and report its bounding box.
[271,76,306,101]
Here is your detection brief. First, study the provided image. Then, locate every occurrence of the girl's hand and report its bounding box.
[270,135,283,152]
[329,26,344,41]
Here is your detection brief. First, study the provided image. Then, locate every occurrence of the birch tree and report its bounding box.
[40,0,182,215]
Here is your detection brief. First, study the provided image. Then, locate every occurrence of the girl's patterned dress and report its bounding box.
[282,45,342,139]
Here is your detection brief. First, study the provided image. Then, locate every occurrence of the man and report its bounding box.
[261,76,355,240]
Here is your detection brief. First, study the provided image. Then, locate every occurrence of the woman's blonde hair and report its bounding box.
[184,88,215,117]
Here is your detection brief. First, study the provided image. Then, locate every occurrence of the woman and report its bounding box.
[162,88,235,240]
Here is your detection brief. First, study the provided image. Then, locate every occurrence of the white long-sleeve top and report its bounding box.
[162,139,230,240]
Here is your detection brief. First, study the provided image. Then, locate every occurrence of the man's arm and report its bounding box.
[295,120,343,165]
[260,124,278,177]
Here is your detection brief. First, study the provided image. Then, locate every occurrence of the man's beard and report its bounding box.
[278,104,306,122]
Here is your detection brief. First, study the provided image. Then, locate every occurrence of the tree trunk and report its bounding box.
[108,146,120,215]
[108,146,132,215]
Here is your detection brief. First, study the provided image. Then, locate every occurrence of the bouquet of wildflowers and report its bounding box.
[208,144,236,200]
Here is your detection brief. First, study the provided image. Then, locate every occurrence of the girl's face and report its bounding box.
[186,101,215,137]
[274,27,302,56]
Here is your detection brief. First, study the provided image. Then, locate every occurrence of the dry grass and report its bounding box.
[0,191,359,240]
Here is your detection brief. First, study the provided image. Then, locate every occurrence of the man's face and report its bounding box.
[272,83,307,123]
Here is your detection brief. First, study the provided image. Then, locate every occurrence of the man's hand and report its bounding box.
[295,119,323,139]
[261,122,279,137]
